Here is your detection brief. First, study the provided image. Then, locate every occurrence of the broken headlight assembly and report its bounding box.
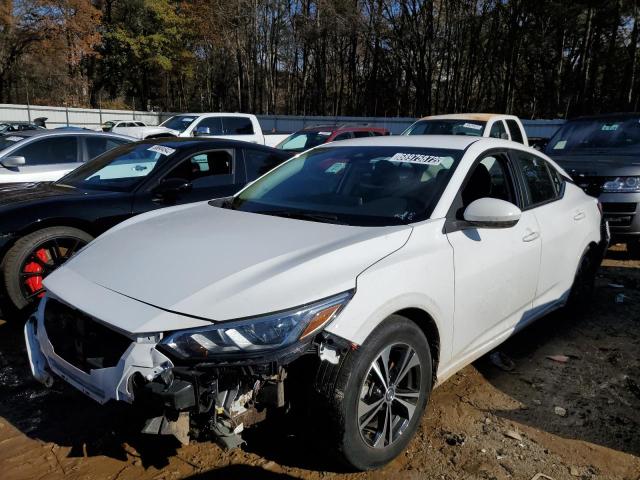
[159,291,353,360]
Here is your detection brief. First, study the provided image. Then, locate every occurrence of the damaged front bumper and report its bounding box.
[24,296,353,446]
[25,299,173,404]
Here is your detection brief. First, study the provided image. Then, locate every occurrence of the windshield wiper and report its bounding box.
[259,210,347,225]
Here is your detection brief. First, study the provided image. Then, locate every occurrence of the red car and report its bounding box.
[276,125,390,153]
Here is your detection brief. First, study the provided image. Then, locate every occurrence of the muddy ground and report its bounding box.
[0,246,639,480]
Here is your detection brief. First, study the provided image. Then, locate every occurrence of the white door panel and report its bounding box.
[446,210,541,358]
[532,189,591,307]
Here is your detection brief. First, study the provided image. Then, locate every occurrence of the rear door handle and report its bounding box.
[573,211,586,221]
[522,231,540,242]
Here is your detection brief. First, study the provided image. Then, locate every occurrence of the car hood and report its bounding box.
[0,182,76,208]
[550,154,640,177]
[45,203,412,333]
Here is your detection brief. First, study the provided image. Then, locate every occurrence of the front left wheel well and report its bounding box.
[394,307,440,384]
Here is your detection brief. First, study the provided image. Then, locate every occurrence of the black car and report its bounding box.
[545,113,640,257]
[0,117,47,133]
[0,138,291,312]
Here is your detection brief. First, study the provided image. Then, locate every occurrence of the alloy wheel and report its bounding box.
[358,342,422,448]
[19,237,87,302]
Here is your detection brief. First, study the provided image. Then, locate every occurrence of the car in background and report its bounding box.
[0,130,132,186]
[0,138,291,312]
[276,125,390,153]
[0,117,47,133]
[101,120,147,132]
[403,114,529,146]
[109,113,288,147]
[25,135,605,470]
[545,113,640,257]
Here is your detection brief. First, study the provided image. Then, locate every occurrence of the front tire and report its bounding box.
[313,316,432,471]
[2,227,93,312]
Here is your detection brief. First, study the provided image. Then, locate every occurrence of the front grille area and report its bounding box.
[44,299,132,373]
[602,202,637,214]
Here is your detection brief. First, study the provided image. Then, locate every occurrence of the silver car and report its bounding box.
[0,130,133,185]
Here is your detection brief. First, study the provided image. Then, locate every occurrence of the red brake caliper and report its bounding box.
[23,249,50,297]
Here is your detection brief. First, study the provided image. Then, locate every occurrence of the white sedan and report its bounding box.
[26,135,607,470]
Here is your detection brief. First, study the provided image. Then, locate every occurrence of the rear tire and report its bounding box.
[627,240,640,259]
[312,316,432,471]
[2,227,93,312]
[567,248,597,310]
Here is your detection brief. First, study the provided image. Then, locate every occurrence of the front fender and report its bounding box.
[324,220,455,374]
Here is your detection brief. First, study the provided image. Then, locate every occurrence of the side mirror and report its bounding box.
[463,197,521,228]
[1,156,26,168]
[152,177,192,202]
[193,126,211,137]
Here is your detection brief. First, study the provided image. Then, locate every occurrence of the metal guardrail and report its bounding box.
[0,104,565,138]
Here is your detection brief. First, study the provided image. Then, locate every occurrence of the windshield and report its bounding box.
[230,146,462,226]
[56,143,177,192]
[0,135,27,151]
[545,117,640,155]
[403,119,486,137]
[277,131,333,151]
[160,115,196,133]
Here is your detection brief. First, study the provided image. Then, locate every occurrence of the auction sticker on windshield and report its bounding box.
[148,145,176,156]
[462,123,483,130]
[5,136,23,142]
[390,153,443,165]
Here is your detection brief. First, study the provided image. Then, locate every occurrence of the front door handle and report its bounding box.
[573,211,586,221]
[522,231,540,242]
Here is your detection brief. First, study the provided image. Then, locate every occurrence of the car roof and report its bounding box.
[1,129,131,140]
[320,134,482,150]
[128,136,287,152]
[298,125,388,133]
[417,113,518,122]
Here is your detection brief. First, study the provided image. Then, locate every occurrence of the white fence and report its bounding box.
[0,103,163,129]
[0,103,565,138]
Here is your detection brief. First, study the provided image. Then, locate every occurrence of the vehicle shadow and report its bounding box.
[473,263,640,457]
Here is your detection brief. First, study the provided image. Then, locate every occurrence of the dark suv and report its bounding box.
[276,125,389,153]
[545,113,640,257]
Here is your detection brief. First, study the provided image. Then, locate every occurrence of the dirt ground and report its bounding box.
[0,246,639,480]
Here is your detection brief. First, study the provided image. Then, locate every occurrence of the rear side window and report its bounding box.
[194,117,223,135]
[506,120,524,144]
[14,136,79,165]
[86,137,129,160]
[489,121,508,139]
[353,131,370,138]
[244,149,283,180]
[222,117,254,135]
[516,151,557,206]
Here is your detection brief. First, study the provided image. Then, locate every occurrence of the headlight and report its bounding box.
[160,291,352,359]
[602,176,640,193]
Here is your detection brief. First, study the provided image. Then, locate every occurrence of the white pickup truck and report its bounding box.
[111,112,287,147]
[403,113,529,146]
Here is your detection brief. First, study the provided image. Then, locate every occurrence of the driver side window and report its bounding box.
[165,149,235,189]
[461,153,516,209]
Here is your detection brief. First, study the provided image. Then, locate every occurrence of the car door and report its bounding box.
[5,135,81,182]
[512,149,584,309]
[445,150,541,359]
[132,148,246,214]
